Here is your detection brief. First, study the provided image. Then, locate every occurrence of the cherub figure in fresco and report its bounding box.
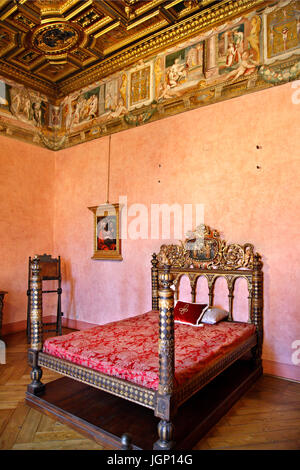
[226,50,258,81]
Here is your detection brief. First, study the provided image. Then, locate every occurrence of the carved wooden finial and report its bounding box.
[253,253,263,270]
[151,252,158,268]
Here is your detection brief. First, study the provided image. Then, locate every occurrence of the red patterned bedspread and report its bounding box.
[43,311,256,390]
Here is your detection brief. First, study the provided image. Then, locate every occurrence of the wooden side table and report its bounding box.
[0,291,7,339]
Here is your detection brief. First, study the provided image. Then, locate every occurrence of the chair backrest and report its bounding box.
[29,254,61,281]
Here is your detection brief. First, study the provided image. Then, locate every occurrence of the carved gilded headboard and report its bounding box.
[151,225,263,358]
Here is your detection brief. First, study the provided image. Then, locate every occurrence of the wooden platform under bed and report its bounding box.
[26,358,261,450]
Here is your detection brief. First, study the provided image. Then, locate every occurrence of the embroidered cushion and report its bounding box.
[174,301,208,326]
[201,307,229,324]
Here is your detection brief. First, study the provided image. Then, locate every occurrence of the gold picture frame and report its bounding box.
[88,203,122,260]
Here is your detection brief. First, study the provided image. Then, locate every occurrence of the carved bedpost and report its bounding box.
[251,254,263,367]
[27,256,45,395]
[151,253,159,310]
[154,261,176,450]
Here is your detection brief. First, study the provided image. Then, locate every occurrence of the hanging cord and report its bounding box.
[106,135,111,204]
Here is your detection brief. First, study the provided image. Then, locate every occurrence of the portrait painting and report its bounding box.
[89,204,122,260]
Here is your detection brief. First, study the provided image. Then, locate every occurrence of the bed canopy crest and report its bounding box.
[155,224,261,271]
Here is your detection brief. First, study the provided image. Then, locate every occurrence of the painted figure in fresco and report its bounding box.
[281,27,289,51]
[23,96,31,121]
[154,57,163,99]
[157,80,178,100]
[186,43,203,69]
[50,106,61,128]
[88,93,98,119]
[10,89,21,115]
[225,42,237,67]
[226,50,258,80]
[32,101,42,127]
[247,15,261,62]
[167,58,187,87]
[108,98,127,119]
[233,29,244,62]
[72,97,83,126]
[105,80,118,111]
[119,73,127,107]
[64,95,74,130]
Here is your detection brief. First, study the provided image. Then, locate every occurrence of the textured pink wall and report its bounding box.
[0,136,55,328]
[1,81,299,380]
[54,82,300,378]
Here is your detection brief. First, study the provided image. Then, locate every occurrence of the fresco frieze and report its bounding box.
[0,0,299,150]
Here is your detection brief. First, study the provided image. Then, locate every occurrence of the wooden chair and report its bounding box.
[26,254,63,343]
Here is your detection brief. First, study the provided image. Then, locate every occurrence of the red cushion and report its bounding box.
[174,301,208,326]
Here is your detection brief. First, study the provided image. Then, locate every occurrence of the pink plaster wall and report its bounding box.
[1,81,299,381]
[0,136,55,329]
[53,82,300,379]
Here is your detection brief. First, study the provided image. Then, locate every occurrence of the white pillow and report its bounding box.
[200,307,229,324]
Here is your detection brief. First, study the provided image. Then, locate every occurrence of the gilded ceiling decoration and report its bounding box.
[0,0,266,98]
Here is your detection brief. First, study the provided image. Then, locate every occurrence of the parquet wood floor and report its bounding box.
[0,330,299,450]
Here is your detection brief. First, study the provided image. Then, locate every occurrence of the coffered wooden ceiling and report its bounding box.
[0,0,265,99]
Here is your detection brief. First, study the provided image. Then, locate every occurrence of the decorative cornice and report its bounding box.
[0,60,57,99]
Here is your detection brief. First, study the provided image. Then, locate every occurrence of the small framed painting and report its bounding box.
[88,203,122,260]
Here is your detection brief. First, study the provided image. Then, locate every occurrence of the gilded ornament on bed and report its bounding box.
[157,225,256,270]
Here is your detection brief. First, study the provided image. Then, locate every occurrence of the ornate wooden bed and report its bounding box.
[26,225,263,450]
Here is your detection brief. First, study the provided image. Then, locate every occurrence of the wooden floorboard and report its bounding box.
[0,329,299,450]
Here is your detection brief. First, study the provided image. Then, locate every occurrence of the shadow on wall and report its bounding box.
[61,258,75,322]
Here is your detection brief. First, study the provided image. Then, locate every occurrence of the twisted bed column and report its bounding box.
[154,262,175,450]
[27,256,45,395]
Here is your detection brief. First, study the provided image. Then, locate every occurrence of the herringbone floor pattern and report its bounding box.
[0,330,300,450]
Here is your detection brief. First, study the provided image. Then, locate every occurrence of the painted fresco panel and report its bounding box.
[1,0,300,150]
